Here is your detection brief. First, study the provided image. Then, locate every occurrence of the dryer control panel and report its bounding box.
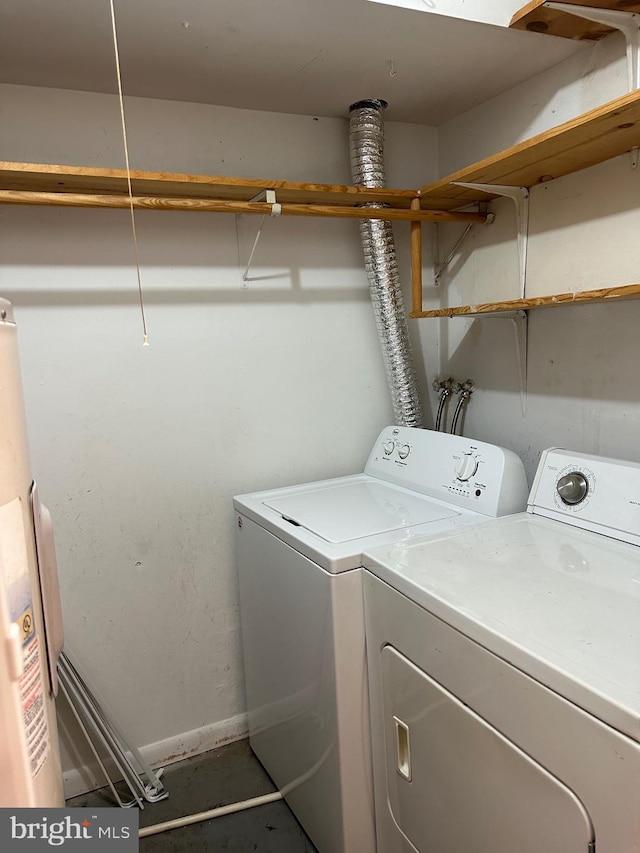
[365,426,528,518]
[529,448,640,546]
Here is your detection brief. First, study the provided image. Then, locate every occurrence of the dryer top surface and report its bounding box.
[363,513,640,741]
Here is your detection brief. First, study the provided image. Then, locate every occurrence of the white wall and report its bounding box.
[425,33,640,478]
[438,31,628,174]
[0,84,438,793]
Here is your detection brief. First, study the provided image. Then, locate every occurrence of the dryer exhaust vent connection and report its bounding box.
[349,99,424,428]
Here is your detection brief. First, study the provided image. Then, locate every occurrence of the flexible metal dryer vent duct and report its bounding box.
[349,99,424,428]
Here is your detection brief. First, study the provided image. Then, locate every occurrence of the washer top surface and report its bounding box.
[236,473,485,573]
[233,426,529,573]
[363,512,640,741]
[264,479,458,543]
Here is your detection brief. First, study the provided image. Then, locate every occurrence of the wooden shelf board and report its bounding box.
[409,284,640,318]
[0,189,489,223]
[6,87,640,217]
[418,89,640,210]
[510,1,640,40]
[0,162,418,209]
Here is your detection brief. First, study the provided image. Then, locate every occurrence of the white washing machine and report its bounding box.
[233,426,528,853]
[363,447,640,853]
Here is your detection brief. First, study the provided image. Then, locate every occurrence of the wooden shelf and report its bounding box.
[0,161,418,207]
[410,284,640,318]
[510,1,640,40]
[412,89,640,319]
[418,88,640,211]
[3,86,640,320]
[0,161,486,224]
[5,86,640,222]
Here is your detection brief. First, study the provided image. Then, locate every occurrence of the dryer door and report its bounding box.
[381,646,594,853]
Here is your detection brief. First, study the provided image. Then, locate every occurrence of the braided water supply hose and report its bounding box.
[451,380,475,435]
[432,377,455,431]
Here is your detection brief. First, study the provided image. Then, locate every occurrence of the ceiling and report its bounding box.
[0,0,585,125]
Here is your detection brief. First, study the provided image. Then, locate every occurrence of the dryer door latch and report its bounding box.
[393,715,412,782]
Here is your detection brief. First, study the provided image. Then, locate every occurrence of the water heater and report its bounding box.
[0,298,65,806]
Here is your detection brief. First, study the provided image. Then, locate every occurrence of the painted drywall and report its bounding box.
[0,83,438,793]
[437,31,628,175]
[424,33,640,477]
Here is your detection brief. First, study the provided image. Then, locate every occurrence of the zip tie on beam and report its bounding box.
[250,189,281,216]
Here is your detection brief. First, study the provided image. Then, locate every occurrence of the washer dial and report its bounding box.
[455,453,478,482]
[557,471,589,505]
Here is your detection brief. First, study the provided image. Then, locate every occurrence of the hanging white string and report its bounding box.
[109,0,149,346]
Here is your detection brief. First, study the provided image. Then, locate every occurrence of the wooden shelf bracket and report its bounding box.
[545,2,640,90]
[242,189,281,283]
[452,183,530,299]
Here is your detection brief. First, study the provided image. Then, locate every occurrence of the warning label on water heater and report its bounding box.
[19,631,49,777]
[0,498,50,777]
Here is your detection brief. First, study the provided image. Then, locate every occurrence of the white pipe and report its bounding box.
[139,791,284,838]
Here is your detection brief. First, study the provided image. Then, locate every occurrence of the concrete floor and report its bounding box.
[68,739,317,852]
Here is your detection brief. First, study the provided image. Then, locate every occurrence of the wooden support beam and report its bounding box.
[410,198,423,314]
[409,283,640,318]
[0,190,488,223]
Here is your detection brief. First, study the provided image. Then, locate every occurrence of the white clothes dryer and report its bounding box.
[363,447,640,853]
[234,426,528,853]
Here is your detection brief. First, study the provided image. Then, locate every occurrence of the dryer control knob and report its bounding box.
[382,440,395,455]
[455,453,478,481]
[397,444,411,460]
[557,472,589,505]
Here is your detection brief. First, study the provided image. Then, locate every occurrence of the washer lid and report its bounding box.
[264,480,458,543]
[363,514,640,741]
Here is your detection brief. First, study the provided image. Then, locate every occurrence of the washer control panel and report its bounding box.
[529,448,640,544]
[382,439,412,460]
[455,452,479,482]
[365,426,528,517]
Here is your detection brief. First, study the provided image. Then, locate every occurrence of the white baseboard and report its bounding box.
[63,712,249,800]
